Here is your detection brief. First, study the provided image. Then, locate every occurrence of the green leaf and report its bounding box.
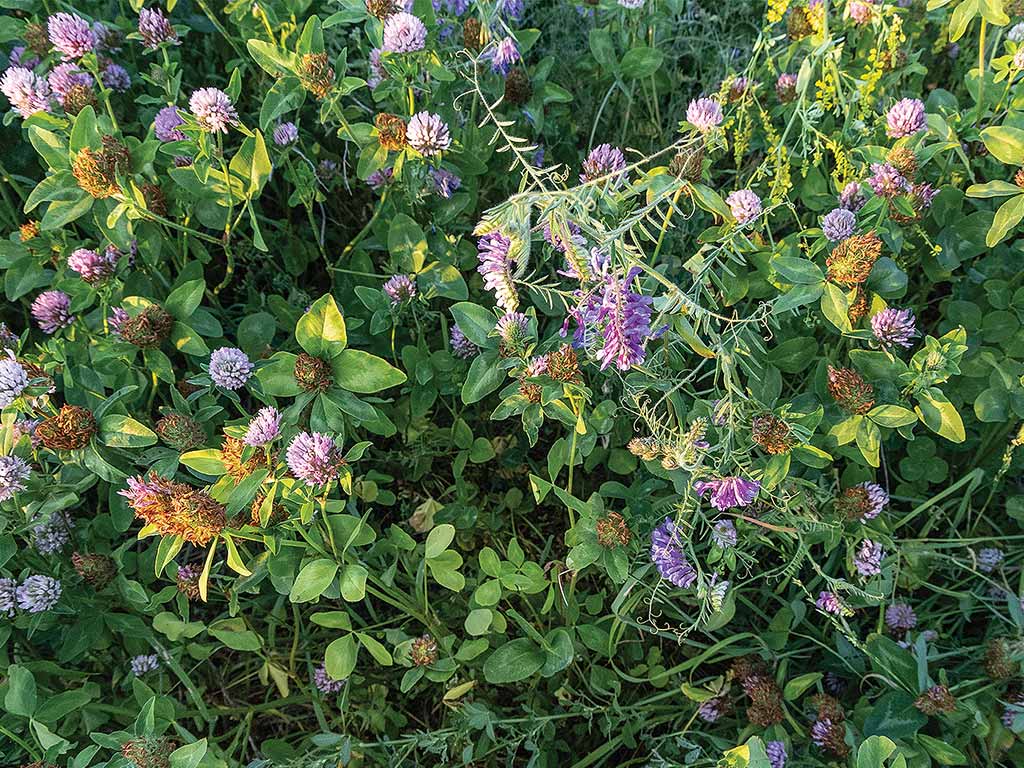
[867,405,918,427]
[948,0,978,41]
[856,417,881,467]
[332,349,406,393]
[169,739,208,768]
[985,194,1024,247]
[462,353,506,404]
[339,563,368,602]
[257,352,302,397]
[325,634,358,680]
[28,126,69,170]
[180,448,226,475]
[170,322,209,357]
[820,282,852,332]
[773,256,824,284]
[388,213,428,273]
[856,736,898,768]
[69,105,98,154]
[915,388,966,443]
[966,179,1020,198]
[783,672,822,700]
[98,415,157,448]
[4,665,37,716]
[588,28,617,71]
[450,303,495,347]
[980,124,1024,165]
[296,294,348,358]
[356,632,393,665]
[165,279,205,320]
[863,691,927,740]
[289,558,339,603]
[917,734,967,766]
[425,523,456,558]
[620,47,663,79]
[482,638,546,684]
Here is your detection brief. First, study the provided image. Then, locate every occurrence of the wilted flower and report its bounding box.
[669,144,704,182]
[810,716,849,757]
[189,87,237,133]
[711,519,737,548]
[868,162,910,199]
[375,113,407,150]
[885,601,917,631]
[383,12,427,53]
[154,105,186,141]
[775,72,797,102]
[101,63,130,92]
[383,274,417,305]
[314,662,346,694]
[294,353,334,393]
[273,121,298,146]
[978,547,1004,573]
[287,432,344,486]
[886,146,918,179]
[130,654,161,676]
[155,413,204,451]
[209,347,254,390]
[32,511,73,555]
[120,305,173,349]
[244,407,281,447]
[0,358,29,408]
[37,404,96,451]
[71,552,115,589]
[299,52,334,97]
[16,574,62,613]
[122,737,175,768]
[176,563,201,600]
[411,633,439,666]
[821,208,856,242]
[694,476,760,511]
[596,511,631,548]
[826,231,881,286]
[504,68,532,105]
[726,189,762,224]
[580,143,627,187]
[430,167,461,198]
[886,98,926,138]
[751,413,792,454]
[686,97,723,132]
[854,539,884,577]
[67,247,117,283]
[138,7,177,49]
[72,144,123,198]
[477,231,519,311]
[650,517,697,588]
[1,67,52,118]
[449,325,477,359]
[870,307,916,348]
[119,473,227,545]
[826,366,875,414]
[596,267,653,370]
[915,685,957,715]
[487,36,521,76]
[48,13,96,59]
[0,454,31,501]
[406,111,451,156]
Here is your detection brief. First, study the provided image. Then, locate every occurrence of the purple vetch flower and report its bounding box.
[650,517,697,588]
[101,63,131,93]
[711,519,737,548]
[497,0,525,19]
[382,12,427,53]
[0,577,16,617]
[821,208,856,242]
[367,167,393,191]
[726,189,762,224]
[244,407,282,447]
[138,7,178,49]
[477,231,519,311]
[868,162,910,198]
[130,653,160,676]
[496,311,529,346]
[9,46,40,70]
[108,307,130,337]
[48,13,97,59]
[47,62,93,104]
[430,167,461,198]
[407,111,451,156]
[854,539,884,577]
[208,347,254,390]
[886,98,926,138]
[286,432,343,486]
[189,87,237,133]
[838,181,866,212]
[0,357,29,408]
[694,476,760,511]
[1,67,52,118]
[314,662,346,694]
[686,97,723,132]
[595,267,653,370]
[697,695,728,722]
[273,121,299,146]
[977,547,1004,573]
[486,36,521,76]
[0,454,31,501]
[31,291,73,334]
[383,274,417,304]
[450,325,477,359]
[858,481,888,521]
[908,182,939,211]
[815,590,844,615]
[16,574,61,612]
[543,220,583,254]
[67,247,117,282]
[885,601,917,631]
[580,143,627,187]
[766,741,786,768]
[368,48,386,89]
[32,510,73,555]
[870,307,917,348]
[154,105,186,141]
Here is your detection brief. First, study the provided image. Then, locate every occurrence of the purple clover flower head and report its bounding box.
[886,97,927,138]
[977,547,1004,573]
[0,577,16,617]
[1,67,52,118]
[839,181,866,212]
[68,247,117,283]
[810,718,834,748]
[698,695,727,722]
[868,162,909,198]
[694,476,760,511]
[407,111,451,156]
[0,454,31,501]
[496,311,529,346]
[1010,22,1024,43]
[130,653,160,676]
[368,48,386,89]
[31,290,73,334]
[383,274,417,305]
[189,87,237,134]
[16,574,61,612]
[821,208,856,242]
[273,121,298,147]
[686,97,723,132]
[108,307,129,337]
[580,143,627,187]
[650,517,697,588]
[48,13,96,59]
[477,231,518,311]
[101,63,130,92]
[766,741,786,768]
[910,182,939,212]
[209,347,254,390]
[382,13,427,53]
[618,0,645,8]
[858,481,888,521]
[10,46,40,70]
[885,601,917,631]
[430,167,461,198]
[32,511,73,555]
[244,407,281,447]
[47,62,93,104]
[14,419,41,449]
[450,325,477,359]
[497,0,525,19]
[314,662,346,694]
[815,590,843,615]
[154,105,186,141]
[367,167,393,191]
[871,307,916,349]
[138,7,178,49]
[775,72,798,102]
[726,189,762,225]
[596,267,653,370]
[711,519,737,549]
[286,431,343,486]
[487,36,521,76]
[0,358,29,408]
[854,539,884,578]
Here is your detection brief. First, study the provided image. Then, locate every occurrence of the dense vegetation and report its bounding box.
[1,0,1024,766]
